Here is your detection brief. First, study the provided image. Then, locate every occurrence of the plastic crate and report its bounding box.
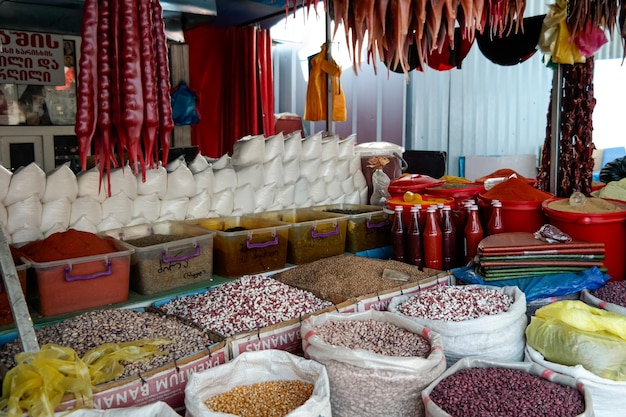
[251,208,349,264]
[187,216,291,277]
[26,240,133,317]
[311,203,391,253]
[101,221,215,295]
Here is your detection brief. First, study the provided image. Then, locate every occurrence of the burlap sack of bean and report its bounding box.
[422,357,594,417]
[184,350,332,417]
[388,285,527,366]
[301,310,446,417]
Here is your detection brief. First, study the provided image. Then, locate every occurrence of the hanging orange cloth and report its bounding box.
[304,44,347,122]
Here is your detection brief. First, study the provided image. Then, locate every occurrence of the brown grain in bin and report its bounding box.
[250,208,349,264]
[100,221,215,295]
[187,216,291,277]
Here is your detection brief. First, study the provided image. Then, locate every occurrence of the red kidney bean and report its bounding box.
[590,281,626,308]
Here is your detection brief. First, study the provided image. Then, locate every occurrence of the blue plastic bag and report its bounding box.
[171,81,200,125]
[452,265,610,302]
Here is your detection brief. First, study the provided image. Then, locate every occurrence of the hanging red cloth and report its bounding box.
[186,25,275,158]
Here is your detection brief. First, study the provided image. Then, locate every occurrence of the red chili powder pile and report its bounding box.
[14,229,119,263]
[475,169,529,184]
[481,177,554,202]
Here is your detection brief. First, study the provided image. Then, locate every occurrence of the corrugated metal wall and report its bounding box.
[271,1,616,177]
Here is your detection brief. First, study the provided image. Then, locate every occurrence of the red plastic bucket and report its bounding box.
[477,194,549,234]
[426,183,485,209]
[542,197,626,282]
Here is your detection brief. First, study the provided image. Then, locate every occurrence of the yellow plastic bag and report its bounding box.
[538,0,585,65]
[526,300,626,381]
[0,338,171,417]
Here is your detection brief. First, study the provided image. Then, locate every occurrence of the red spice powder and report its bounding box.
[475,169,529,184]
[481,177,553,202]
[14,229,119,263]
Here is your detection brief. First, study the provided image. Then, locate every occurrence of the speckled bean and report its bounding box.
[590,281,626,307]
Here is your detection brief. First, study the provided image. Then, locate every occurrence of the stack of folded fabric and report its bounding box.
[476,231,606,281]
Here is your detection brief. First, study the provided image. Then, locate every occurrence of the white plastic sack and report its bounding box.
[321,135,339,161]
[331,194,345,204]
[359,187,368,205]
[349,155,362,176]
[132,193,161,222]
[40,197,71,233]
[193,166,215,196]
[77,166,107,202]
[525,344,624,417]
[309,178,328,203]
[165,163,196,200]
[341,177,355,195]
[352,169,367,190]
[388,285,528,366]
[300,131,323,161]
[275,184,295,207]
[7,194,42,235]
[300,159,322,184]
[4,162,45,206]
[44,223,68,238]
[55,401,180,417]
[423,357,594,417]
[320,159,336,183]
[70,196,103,226]
[184,350,332,417]
[97,214,126,232]
[233,183,256,215]
[327,180,343,201]
[335,159,350,181]
[0,203,7,229]
[264,156,284,188]
[127,216,151,226]
[104,166,138,200]
[137,165,167,198]
[159,197,190,221]
[302,310,446,417]
[283,130,303,162]
[581,288,626,316]
[337,134,356,160]
[264,131,285,162]
[213,166,238,193]
[210,153,231,170]
[11,225,43,244]
[165,155,186,172]
[0,165,12,202]
[231,134,265,167]
[294,178,311,206]
[283,158,301,184]
[70,215,98,234]
[101,191,133,225]
[255,183,277,212]
[189,153,211,174]
[42,163,78,203]
[236,163,265,191]
[210,189,235,217]
[186,190,212,219]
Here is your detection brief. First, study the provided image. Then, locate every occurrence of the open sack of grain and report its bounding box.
[184,349,331,417]
[301,310,446,417]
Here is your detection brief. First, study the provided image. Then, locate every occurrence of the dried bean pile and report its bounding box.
[158,275,333,337]
[0,309,215,380]
[124,233,190,247]
[312,319,430,357]
[429,367,585,416]
[590,281,626,307]
[397,286,512,321]
[272,255,437,299]
[204,380,313,417]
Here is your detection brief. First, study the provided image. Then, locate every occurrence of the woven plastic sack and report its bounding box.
[231,134,265,167]
[255,183,276,212]
[302,310,446,417]
[388,285,527,366]
[136,164,167,198]
[321,135,339,161]
[310,178,328,203]
[184,350,331,417]
[96,215,125,233]
[275,184,295,207]
[188,153,210,174]
[101,192,133,226]
[70,215,98,234]
[186,190,212,219]
[132,193,161,222]
[210,189,235,217]
[77,167,107,203]
[7,194,42,235]
[337,134,356,160]
[193,166,215,196]
[294,178,310,206]
[4,162,45,206]
[42,163,78,203]
[233,184,256,215]
[213,165,237,193]
[264,131,285,163]
[300,159,322,184]
[581,288,626,316]
[158,197,189,221]
[283,158,300,184]
[40,198,71,233]
[165,162,195,200]
[236,163,265,191]
[264,156,284,188]
[284,130,303,162]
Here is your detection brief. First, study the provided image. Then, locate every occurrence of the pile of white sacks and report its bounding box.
[0,131,370,244]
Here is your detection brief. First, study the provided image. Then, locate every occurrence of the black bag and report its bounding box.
[600,156,626,183]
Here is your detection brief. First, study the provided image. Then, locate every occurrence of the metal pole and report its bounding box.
[549,64,563,196]
[0,229,38,353]
[325,4,333,134]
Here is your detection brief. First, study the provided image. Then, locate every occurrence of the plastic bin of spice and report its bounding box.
[0,262,28,326]
[251,208,349,264]
[310,203,391,253]
[25,240,133,317]
[100,221,215,295]
[186,216,291,277]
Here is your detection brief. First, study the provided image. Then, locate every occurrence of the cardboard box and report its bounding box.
[26,241,133,317]
[187,216,291,277]
[101,221,215,295]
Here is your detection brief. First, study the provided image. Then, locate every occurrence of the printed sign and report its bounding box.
[0,29,65,85]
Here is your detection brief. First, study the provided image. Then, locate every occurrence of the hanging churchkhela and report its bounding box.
[76,0,174,195]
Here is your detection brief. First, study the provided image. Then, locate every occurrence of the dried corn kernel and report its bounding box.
[204,380,314,417]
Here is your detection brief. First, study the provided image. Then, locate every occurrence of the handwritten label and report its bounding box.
[0,29,64,85]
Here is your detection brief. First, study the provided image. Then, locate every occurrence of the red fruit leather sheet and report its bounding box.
[478,232,605,256]
[479,260,605,268]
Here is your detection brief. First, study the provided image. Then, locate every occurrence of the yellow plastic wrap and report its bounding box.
[538,0,585,65]
[0,338,171,417]
[526,300,626,381]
